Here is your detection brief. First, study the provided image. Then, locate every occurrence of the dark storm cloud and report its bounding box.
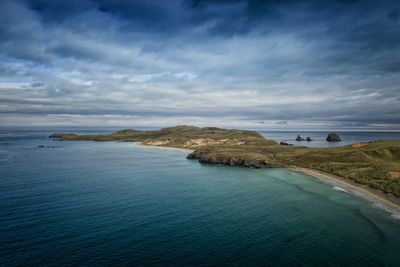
[0,0,399,129]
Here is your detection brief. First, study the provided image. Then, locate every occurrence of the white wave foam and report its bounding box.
[332,186,348,193]
[371,202,400,221]
[391,213,400,220]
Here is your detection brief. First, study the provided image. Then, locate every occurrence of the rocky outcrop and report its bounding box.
[280,141,291,146]
[49,134,66,138]
[306,137,312,142]
[296,135,305,141]
[326,133,341,142]
[187,151,271,168]
[49,133,77,140]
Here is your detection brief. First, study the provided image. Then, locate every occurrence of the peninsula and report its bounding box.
[50,126,400,204]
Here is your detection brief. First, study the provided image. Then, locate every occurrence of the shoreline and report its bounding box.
[136,142,400,214]
[288,166,400,215]
[135,142,194,152]
[48,126,400,218]
[135,142,400,215]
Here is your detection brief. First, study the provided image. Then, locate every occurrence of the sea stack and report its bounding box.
[326,133,341,142]
[296,135,305,141]
[306,137,312,142]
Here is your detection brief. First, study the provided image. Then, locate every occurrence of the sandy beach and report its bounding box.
[135,142,194,152]
[133,142,400,216]
[289,166,400,215]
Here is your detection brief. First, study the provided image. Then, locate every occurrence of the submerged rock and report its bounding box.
[38,145,45,148]
[296,135,305,141]
[326,133,341,142]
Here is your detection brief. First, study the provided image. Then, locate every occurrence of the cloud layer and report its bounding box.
[1,0,399,130]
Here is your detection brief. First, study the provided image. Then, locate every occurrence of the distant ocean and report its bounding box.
[259,131,400,147]
[1,129,400,265]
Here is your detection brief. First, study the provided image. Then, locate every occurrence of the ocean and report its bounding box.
[1,129,400,265]
[259,130,400,147]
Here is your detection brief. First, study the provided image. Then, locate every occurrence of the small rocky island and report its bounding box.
[296,135,312,142]
[50,125,400,198]
[326,133,341,142]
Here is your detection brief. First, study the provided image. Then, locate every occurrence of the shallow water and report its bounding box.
[1,130,400,265]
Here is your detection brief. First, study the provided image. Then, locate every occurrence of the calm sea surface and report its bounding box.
[259,131,400,147]
[1,130,400,265]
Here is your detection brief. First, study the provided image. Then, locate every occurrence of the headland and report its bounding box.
[50,125,400,210]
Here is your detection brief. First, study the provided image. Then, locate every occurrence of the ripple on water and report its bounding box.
[2,134,400,265]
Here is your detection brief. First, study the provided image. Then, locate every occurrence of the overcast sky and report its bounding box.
[1,0,400,130]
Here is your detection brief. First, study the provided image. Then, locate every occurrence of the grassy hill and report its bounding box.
[187,140,400,197]
[50,125,276,148]
[51,126,400,197]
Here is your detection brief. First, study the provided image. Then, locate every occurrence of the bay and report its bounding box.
[1,130,400,265]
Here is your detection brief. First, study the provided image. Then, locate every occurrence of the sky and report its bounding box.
[1,0,400,130]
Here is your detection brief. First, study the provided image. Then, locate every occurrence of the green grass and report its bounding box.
[50,125,276,148]
[50,126,400,197]
[189,141,400,197]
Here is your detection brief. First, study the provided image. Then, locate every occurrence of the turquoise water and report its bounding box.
[1,131,400,265]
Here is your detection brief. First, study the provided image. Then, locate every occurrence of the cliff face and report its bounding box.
[187,150,271,168]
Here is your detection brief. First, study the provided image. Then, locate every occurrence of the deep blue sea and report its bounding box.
[2,129,400,266]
